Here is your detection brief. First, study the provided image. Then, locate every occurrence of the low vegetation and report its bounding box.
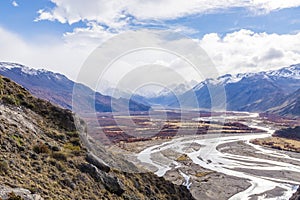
[273,126,300,140]
[0,76,194,200]
[252,137,300,153]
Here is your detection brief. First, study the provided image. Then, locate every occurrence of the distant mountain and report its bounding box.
[0,62,150,112]
[141,81,197,106]
[167,64,300,112]
[268,88,300,116]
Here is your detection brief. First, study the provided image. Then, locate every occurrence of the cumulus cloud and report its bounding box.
[36,0,300,29]
[63,22,116,48]
[199,29,300,74]
[2,25,300,85]
[33,0,300,77]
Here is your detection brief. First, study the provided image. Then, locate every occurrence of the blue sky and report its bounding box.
[2,1,300,39]
[1,0,300,80]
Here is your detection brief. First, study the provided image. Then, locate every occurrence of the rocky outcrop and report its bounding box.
[0,186,43,200]
[85,152,110,173]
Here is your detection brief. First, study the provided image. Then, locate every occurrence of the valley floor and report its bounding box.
[107,112,300,200]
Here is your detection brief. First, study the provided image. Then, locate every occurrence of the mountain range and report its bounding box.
[0,62,299,117]
[147,64,300,116]
[0,62,150,113]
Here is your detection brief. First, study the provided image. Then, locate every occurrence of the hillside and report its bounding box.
[0,75,193,199]
[273,126,300,141]
[268,88,300,117]
[0,62,150,113]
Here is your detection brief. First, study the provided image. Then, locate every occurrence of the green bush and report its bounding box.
[12,135,23,146]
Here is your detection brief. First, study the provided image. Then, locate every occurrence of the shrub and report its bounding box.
[16,93,25,101]
[52,152,67,161]
[64,142,81,151]
[70,138,81,146]
[12,135,23,146]
[1,95,17,105]
[66,131,79,138]
[7,192,23,200]
[33,143,50,154]
[176,154,189,161]
[0,160,8,173]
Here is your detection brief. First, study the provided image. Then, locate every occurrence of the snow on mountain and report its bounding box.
[158,80,197,97]
[193,64,300,90]
[171,63,300,112]
[0,62,66,80]
[264,64,300,79]
[0,62,151,112]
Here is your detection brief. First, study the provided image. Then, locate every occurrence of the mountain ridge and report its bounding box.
[1,62,299,117]
[165,64,300,114]
[0,62,150,113]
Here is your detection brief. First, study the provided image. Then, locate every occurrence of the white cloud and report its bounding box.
[199,29,300,74]
[36,0,300,29]
[33,0,300,74]
[1,23,300,90]
[63,22,116,48]
[249,0,300,14]
[0,27,95,80]
[12,1,18,7]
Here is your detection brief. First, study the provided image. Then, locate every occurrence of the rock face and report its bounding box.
[0,186,43,200]
[0,75,194,200]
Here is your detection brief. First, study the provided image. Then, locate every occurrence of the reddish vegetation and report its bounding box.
[80,111,266,144]
[259,113,300,127]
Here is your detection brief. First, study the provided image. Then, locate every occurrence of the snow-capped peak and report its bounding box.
[265,64,300,79]
[0,62,39,75]
[192,63,300,91]
[0,62,65,80]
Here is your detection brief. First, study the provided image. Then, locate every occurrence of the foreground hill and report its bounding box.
[0,62,150,112]
[0,75,193,199]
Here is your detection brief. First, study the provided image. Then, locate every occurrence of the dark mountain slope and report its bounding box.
[225,75,286,111]
[268,88,300,116]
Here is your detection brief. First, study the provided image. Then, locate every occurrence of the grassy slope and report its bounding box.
[0,76,194,200]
